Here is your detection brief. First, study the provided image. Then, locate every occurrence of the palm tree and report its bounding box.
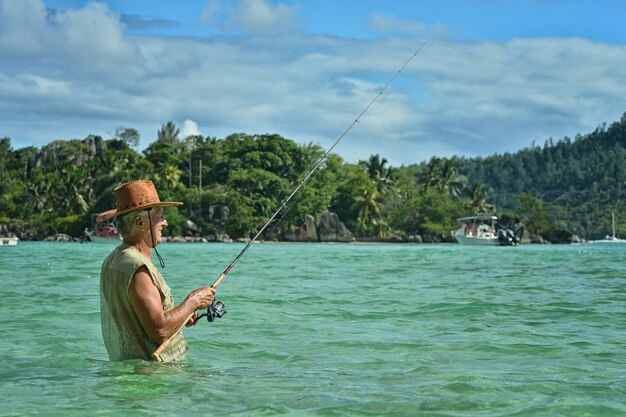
[365,154,394,193]
[25,182,48,212]
[366,154,387,180]
[438,159,466,199]
[418,157,465,198]
[351,185,383,236]
[418,156,443,190]
[158,121,180,144]
[163,165,183,190]
[464,181,494,214]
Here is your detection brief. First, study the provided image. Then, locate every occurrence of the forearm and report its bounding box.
[153,297,198,343]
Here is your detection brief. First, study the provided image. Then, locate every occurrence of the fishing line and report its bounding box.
[151,43,427,361]
[208,41,428,290]
[426,39,626,103]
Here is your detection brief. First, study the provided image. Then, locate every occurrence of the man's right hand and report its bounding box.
[189,286,216,310]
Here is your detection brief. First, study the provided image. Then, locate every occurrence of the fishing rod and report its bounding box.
[151,43,427,361]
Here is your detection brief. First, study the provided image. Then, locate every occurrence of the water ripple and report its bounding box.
[1,242,625,416]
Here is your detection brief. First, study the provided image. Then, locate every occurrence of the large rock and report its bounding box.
[543,229,580,244]
[318,212,354,242]
[2,223,35,240]
[406,234,423,243]
[184,220,200,236]
[44,233,76,242]
[215,233,233,243]
[283,214,318,242]
[513,221,530,243]
[208,225,232,243]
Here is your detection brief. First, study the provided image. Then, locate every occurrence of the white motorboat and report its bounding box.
[452,215,520,246]
[453,215,499,245]
[0,236,19,246]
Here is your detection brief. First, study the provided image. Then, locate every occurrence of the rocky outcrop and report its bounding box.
[280,212,354,242]
[44,233,78,242]
[542,229,583,244]
[206,225,233,243]
[166,220,233,242]
[530,234,550,244]
[81,135,104,164]
[183,220,201,236]
[0,224,19,239]
[165,236,209,243]
[317,212,354,242]
[283,214,318,242]
[1,223,48,240]
[405,235,423,243]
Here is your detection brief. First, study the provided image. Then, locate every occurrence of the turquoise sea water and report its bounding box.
[0,241,625,416]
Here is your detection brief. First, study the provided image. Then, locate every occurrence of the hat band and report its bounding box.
[118,196,159,211]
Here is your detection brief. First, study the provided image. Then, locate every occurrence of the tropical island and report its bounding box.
[1,113,625,244]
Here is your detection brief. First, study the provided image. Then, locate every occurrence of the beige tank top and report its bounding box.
[100,243,189,362]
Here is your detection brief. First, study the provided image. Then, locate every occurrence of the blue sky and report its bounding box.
[2,0,626,165]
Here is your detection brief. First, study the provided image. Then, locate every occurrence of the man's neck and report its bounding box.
[124,237,152,259]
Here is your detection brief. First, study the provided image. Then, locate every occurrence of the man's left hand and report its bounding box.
[186,311,199,327]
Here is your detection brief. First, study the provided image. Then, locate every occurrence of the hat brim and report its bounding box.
[96,201,183,223]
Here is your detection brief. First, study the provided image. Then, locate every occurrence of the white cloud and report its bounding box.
[368,13,451,38]
[369,13,428,35]
[181,119,203,138]
[222,0,300,34]
[0,0,48,55]
[1,0,625,166]
[53,2,131,63]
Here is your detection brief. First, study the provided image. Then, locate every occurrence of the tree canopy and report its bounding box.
[2,113,625,241]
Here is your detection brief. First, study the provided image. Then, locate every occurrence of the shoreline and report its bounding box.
[2,235,591,245]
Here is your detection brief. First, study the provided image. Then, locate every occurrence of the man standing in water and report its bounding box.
[98,180,215,361]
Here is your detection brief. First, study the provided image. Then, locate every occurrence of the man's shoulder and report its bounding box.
[103,245,146,275]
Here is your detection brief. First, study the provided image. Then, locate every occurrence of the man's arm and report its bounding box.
[128,266,215,344]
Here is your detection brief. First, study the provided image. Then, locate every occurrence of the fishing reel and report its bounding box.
[197,300,227,323]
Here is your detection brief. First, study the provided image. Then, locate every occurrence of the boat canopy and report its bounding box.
[457,215,497,222]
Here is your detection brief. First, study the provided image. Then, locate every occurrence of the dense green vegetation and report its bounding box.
[1,113,625,241]
[450,113,626,240]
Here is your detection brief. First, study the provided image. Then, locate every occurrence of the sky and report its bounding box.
[1,0,626,166]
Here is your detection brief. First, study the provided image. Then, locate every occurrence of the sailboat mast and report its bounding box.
[612,211,616,239]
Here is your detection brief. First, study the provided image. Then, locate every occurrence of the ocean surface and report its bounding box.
[0,241,625,416]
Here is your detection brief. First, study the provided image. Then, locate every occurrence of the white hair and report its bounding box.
[116,210,149,236]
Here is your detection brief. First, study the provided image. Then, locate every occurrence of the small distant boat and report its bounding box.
[452,215,520,246]
[590,212,626,243]
[1,236,19,246]
[85,215,122,244]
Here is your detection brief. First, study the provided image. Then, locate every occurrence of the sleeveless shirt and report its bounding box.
[100,243,189,362]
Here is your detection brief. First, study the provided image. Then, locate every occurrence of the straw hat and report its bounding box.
[97,180,183,222]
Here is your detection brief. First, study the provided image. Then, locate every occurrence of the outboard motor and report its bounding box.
[498,228,516,246]
[513,224,526,245]
[498,229,509,245]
